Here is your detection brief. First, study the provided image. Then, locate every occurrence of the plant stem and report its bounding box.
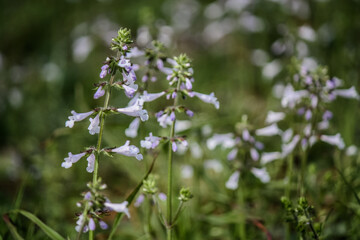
[300,150,307,196]
[92,74,115,185]
[145,197,153,239]
[166,80,181,240]
[238,182,246,240]
[285,154,294,240]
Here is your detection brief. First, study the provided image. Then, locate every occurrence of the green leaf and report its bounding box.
[10,210,65,240]
[108,154,158,240]
[3,214,24,240]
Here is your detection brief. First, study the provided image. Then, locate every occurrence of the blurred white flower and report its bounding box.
[251,168,270,183]
[225,171,240,190]
[320,133,345,149]
[105,201,130,218]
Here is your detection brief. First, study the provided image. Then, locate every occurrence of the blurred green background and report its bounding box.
[1,0,360,239]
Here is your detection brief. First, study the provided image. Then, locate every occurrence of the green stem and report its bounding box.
[171,201,184,227]
[300,150,308,196]
[285,154,294,240]
[145,196,153,239]
[166,80,181,240]
[88,230,93,240]
[92,74,115,185]
[238,182,246,240]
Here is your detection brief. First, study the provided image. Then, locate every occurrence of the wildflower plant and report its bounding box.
[63,28,149,238]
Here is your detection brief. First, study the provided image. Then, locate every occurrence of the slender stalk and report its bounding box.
[166,80,181,240]
[285,154,294,240]
[171,201,184,227]
[300,150,307,196]
[92,74,115,184]
[238,182,246,240]
[145,197,153,239]
[88,230,93,240]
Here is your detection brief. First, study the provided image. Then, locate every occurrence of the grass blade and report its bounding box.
[3,214,24,240]
[11,210,65,240]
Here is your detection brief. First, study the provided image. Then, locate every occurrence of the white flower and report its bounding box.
[204,159,223,173]
[140,91,166,102]
[86,153,95,173]
[346,145,357,156]
[181,165,194,179]
[333,86,359,100]
[112,140,143,160]
[251,168,270,183]
[225,171,240,190]
[256,124,282,136]
[140,132,160,149]
[227,148,238,161]
[250,148,259,161]
[281,84,308,109]
[75,214,88,233]
[157,113,174,128]
[118,56,131,69]
[117,99,149,121]
[88,113,101,135]
[175,120,192,133]
[282,128,293,143]
[192,91,220,109]
[261,152,282,164]
[125,118,140,138]
[62,152,86,169]
[65,110,94,128]
[265,111,285,124]
[104,201,130,218]
[123,84,138,98]
[94,86,105,99]
[126,47,145,58]
[206,133,236,150]
[320,133,345,149]
[282,135,300,158]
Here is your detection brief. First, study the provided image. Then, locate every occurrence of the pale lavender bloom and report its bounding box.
[303,124,312,137]
[94,86,105,99]
[123,84,138,98]
[170,111,176,121]
[65,110,94,128]
[305,109,312,120]
[75,214,88,233]
[126,47,145,58]
[140,91,165,102]
[251,168,270,183]
[157,112,173,128]
[242,129,251,141]
[125,118,140,138]
[150,76,157,82]
[333,86,359,100]
[171,91,177,99]
[186,110,194,117]
[305,76,312,85]
[261,152,282,164]
[156,59,164,69]
[250,148,259,161]
[318,120,329,130]
[225,171,240,190]
[88,113,101,135]
[206,133,236,150]
[118,56,131,69]
[62,152,86,169]
[117,99,149,121]
[122,70,135,85]
[140,132,160,149]
[265,111,285,124]
[158,193,167,201]
[311,95,318,108]
[104,201,130,218]
[256,124,282,136]
[282,129,293,143]
[301,138,308,150]
[100,64,109,79]
[99,221,108,230]
[134,194,145,207]
[172,141,178,152]
[112,140,143,160]
[297,107,305,115]
[282,135,300,158]
[185,78,192,90]
[175,120,192,133]
[326,77,342,89]
[88,218,95,231]
[84,192,91,200]
[192,91,220,109]
[255,141,264,150]
[86,153,95,173]
[204,159,223,173]
[281,84,309,108]
[320,133,345,149]
[142,75,148,82]
[227,148,238,161]
[323,110,333,121]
